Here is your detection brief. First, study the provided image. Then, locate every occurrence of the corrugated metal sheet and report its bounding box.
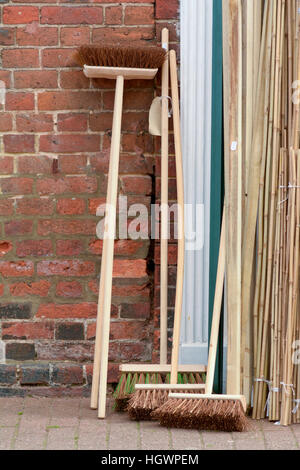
[179,0,213,365]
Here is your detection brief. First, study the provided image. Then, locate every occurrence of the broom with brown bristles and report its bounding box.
[74,42,166,418]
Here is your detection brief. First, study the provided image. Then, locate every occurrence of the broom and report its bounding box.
[113,29,206,411]
[74,43,166,418]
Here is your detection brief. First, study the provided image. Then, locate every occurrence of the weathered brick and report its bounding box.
[41,6,103,25]
[20,364,50,385]
[37,303,97,319]
[88,280,150,300]
[60,26,90,46]
[15,197,54,216]
[57,155,87,174]
[9,280,51,297]
[37,260,95,277]
[105,6,122,25]
[5,220,33,236]
[124,6,154,25]
[57,113,88,132]
[51,364,83,385]
[88,239,147,258]
[5,92,34,110]
[103,90,153,111]
[2,49,39,68]
[120,175,152,195]
[92,26,154,43]
[0,261,34,278]
[55,322,84,340]
[6,343,35,361]
[56,199,85,215]
[3,135,35,153]
[0,156,14,174]
[38,219,96,236]
[16,239,53,257]
[0,28,15,46]
[40,134,100,153]
[0,200,14,216]
[0,365,16,385]
[56,239,83,256]
[90,111,148,133]
[37,176,98,195]
[16,25,58,46]
[156,0,179,19]
[120,303,150,319]
[113,259,147,279]
[0,177,33,195]
[42,48,76,68]
[38,91,102,111]
[16,114,54,133]
[60,70,90,89]
[3,6,39,24]
[17,156,54,175]
[121,133,154,154]
[2,321,54,340]
[14,71,58,89]
[35,341,93,362]
[0,303,32,319]
[0,241,13,257]
[0,70,11,88]
[0,114,13,132]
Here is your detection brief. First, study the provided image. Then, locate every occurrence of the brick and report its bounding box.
[103,90,153,111]
[16,114,54,133]
[156,0,179,19]
[15,198,54,216]
[5,92,34,111]
[35,341,93,362]
[0,365,16,385]
[0,219,27,240]
[37,260,95,277]
[0,285,4,296]
[113,259,147,279]
[0,177,33,195]
[40,134,100,153]
[57,155,87,174]
[0,28,15,46]
[2,322,54,340]
[0,114,13,132]
[16,25,58,46]
[2,49,39,68]
[37,176,97,195]
[56,199,85,215]
[55,322,84,340]
[37,302,97,319]
[20,364,50,385]
[125,6,154,25]
[3,135,35,153]
[91,152,153,175]
[60,27,90,46]
[3,6,39,24]
[41,7,103,25]
[38,91,101,111]
[14,71,58,89]
[16,239,53,257]
[0,261,34,278]
[0,303,32,319]
[0,156,14,173]
[0,71,11,88]
[9,280,51,297]
[156,21,178,42]
[57,113,88,132]
[91,111,148,133]
[120,303,151,319]
[17,156,54,174]
[60,70,90,89]
[0,200,13,216]
[52,364,83,385]
[92,26,154,43]
[38,219,96,236]
[0,240,13,257]
[119,342,150,362]
[5,220,33,236]
[120,175,152,195]
[105,6,122,25]
[6,343,35,361]
[56,239,83,256]
[122,133,154,153]
[42,48,76,68]
[88,239,147,257]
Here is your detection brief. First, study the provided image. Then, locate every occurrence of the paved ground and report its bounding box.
[0,397,299,450]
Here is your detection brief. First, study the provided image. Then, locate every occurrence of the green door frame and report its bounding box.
[208,0,224,393]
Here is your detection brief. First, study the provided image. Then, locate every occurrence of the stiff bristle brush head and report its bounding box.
[152,397,249,432]
[74,44,167,70]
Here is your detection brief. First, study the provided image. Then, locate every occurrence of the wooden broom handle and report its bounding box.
[169,50,185,384]
[97,75,124,418]
[160,27,169,365]
[205,211,225,395]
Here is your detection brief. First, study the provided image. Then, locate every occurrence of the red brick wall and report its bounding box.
[0,0,179,395]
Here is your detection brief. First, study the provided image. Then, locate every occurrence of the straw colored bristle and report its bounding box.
[152,397,249,432]
[74,45,167,70]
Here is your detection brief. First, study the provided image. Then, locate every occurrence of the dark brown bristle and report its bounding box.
[152,398,249,432]
[74,45,166,70]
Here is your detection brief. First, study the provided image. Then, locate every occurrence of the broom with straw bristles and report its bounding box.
[74,42,166,418]
[126,48,206,421]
